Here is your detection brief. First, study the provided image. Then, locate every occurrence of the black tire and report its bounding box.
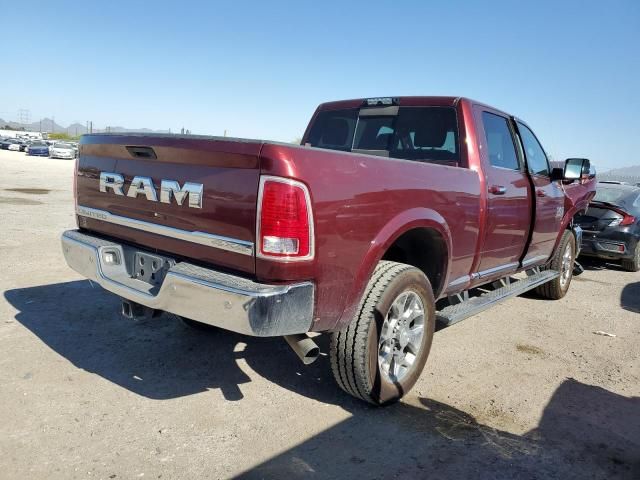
[535,230,576,300]
[329,261,435,405]
[621,243,640,272]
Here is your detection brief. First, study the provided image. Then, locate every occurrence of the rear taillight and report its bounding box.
[609,212,635,227]
[257,176,314,260]
[620,214,636,226]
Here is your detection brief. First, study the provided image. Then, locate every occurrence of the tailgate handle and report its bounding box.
[126,146,157,159]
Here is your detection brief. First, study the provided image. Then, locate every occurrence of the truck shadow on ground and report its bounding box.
[621,281,640,313]
[238,380,639,480]
[5,280,640,479]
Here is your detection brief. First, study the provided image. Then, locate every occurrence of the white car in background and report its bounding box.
[7,139,26,151]
[49,142,76,159]
[68,142,79,156]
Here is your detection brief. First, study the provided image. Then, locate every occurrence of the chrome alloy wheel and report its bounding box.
[560,242,573,287]
[378,290,425,382]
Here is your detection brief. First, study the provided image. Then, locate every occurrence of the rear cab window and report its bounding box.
[305,103,461,166]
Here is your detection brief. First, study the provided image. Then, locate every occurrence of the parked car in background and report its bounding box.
[68,142,79,156]
[49,142,76,159]
[599,180,628,185]
[1,138,17,150]
[26,140,50,157]
[576,183,640,271]
[7,139,26,151]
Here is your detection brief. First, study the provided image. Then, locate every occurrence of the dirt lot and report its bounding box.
[0,148,638,479]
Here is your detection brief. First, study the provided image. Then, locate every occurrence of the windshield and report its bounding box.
[54,142,72,148]
[306,106,460,165]
[594,187,639,209]
[31,141,47,146]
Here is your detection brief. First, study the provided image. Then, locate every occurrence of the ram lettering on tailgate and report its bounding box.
[99,172,203,208]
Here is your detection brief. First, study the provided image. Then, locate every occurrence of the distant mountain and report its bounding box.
[66,123,87,135]
[602,165,640,177]
[0,117,65,133]
[0,118,169,135]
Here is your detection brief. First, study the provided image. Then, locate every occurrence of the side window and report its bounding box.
[482,112,519,170]
[517,122,550,176]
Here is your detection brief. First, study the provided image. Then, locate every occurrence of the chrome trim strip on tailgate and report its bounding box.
[76,205,254,256]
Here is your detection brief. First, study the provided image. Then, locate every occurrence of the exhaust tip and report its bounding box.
[284,334,320,365]
[301,345,320,365]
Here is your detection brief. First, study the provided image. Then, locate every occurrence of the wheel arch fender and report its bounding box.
[332,207,452,331]
[552,198,590,253]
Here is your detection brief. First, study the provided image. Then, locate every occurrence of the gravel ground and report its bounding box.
[0,148,638,479]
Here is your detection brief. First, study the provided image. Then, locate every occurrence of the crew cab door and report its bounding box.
[475,109,531,277]
[516,121,564,266]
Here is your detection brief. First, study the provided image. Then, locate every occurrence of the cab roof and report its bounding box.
[317,96,463,111]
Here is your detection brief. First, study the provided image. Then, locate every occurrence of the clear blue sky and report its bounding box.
[3,0,639,169]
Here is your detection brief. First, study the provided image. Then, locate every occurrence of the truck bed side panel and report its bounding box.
[258,143,482,331]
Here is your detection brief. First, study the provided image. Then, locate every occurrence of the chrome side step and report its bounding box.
[436,269,560,327]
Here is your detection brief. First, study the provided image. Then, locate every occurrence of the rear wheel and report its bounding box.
[329,261,435,405]
[535,230,575,300]
[621,243,640,272]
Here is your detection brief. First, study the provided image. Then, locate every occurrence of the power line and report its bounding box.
[18,109,31,126]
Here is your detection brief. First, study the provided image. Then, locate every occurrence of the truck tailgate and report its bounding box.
[76,134,262,274]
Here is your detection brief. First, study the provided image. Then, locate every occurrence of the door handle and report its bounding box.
[536,189,547,197]
[488,185,506,195]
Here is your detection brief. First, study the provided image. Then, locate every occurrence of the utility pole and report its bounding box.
[18,109,30,127]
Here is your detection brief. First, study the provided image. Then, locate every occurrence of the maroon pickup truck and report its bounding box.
[61,96,595,404]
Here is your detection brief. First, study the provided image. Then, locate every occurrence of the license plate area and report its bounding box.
[132,251,175,287]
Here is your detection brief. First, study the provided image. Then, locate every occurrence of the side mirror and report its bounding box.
[564,158,591,181]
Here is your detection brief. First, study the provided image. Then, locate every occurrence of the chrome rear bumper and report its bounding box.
[61,230,314,336]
